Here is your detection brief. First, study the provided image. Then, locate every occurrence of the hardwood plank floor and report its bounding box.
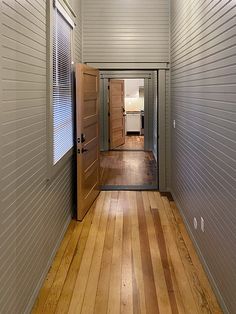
[100,151,157,186]
[114,135,144,150]
[32,192,222,314]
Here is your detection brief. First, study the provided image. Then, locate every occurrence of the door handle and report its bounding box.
[82,148,88,153]
[81,133,86,143]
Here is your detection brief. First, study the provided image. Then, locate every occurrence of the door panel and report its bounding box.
[109,80,125,149]
[76,64,100,221]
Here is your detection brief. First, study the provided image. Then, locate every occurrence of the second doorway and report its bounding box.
[100,71,158,190]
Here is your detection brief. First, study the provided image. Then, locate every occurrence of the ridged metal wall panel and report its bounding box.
[166,70,171,189]
[82,0,169,63]
[170,1,236,312]
[0,0,81,312]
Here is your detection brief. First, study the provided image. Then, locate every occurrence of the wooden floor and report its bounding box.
[32,192,222,314]
[114,135,144,150]
[100,150,157,186]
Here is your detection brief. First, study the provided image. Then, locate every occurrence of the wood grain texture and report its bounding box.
[76,64,100,221]
[32,192,222,314]
[109,80,125,149]
[114,135,144,151]
[101,150,157,186]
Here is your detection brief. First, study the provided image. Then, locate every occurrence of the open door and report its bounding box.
[109,79,125,149]
[76,64,100,221]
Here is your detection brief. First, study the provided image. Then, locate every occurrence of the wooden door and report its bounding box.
[76,64,100,221]
[109,80,125,149]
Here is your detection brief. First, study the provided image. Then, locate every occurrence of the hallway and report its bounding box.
[32,192,221,314]
[0,0,235,312]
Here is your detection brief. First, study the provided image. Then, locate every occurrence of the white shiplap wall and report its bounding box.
[170,0,236,313]
[0,0,81,313]
[82,0,169,63]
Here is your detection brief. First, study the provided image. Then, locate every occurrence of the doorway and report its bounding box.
[111,79,145,151]
[99,71,158,190]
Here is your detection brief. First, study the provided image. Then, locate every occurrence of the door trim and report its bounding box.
[99,69,168,192]
[158,70,166,191]
[100,71,153,152]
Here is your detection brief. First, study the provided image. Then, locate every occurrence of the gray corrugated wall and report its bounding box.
[82,0,169,63]
[166,70,171,189]
[0,0,81,313]
[170,0,236,313]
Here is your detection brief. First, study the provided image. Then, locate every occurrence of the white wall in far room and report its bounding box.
[125,79,144,111]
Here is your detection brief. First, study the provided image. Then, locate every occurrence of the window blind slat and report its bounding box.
[53,9,73,165]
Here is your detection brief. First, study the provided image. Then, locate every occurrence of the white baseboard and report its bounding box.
[170,189,229,314]
[24,214,72,314]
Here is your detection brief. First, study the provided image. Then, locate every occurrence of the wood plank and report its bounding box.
[150,195,179,314]
[142,191,172,314]
[107,191,124,314]
[129,192,146,314]
[80,192,111,314]
[153,192,199,314]
[136,192,159,314]
[94,192,118,314]
[121,192,133,314]
[68,192,105,313]
[55,204,95,314]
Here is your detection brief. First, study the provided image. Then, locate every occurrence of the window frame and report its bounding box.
[47,0,76,180]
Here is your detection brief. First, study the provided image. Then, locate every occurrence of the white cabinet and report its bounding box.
[126,112,141,134]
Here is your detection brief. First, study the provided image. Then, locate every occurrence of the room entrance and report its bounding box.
[99,71,158,190]
[110,79,145,151]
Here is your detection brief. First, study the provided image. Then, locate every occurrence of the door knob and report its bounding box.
[82,148,88,153]
[81,133,86,143]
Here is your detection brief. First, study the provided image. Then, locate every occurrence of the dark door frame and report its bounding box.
[99,70,154,152]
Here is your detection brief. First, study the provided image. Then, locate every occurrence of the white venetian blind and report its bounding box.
[53,5,73,165]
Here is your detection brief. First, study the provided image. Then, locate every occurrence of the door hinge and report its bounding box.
[77,137,80,143]
[108,112,110,117]
[77,148,80,154]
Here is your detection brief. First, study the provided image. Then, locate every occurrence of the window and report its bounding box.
[47,0,76,179]
[52,1,74,166]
